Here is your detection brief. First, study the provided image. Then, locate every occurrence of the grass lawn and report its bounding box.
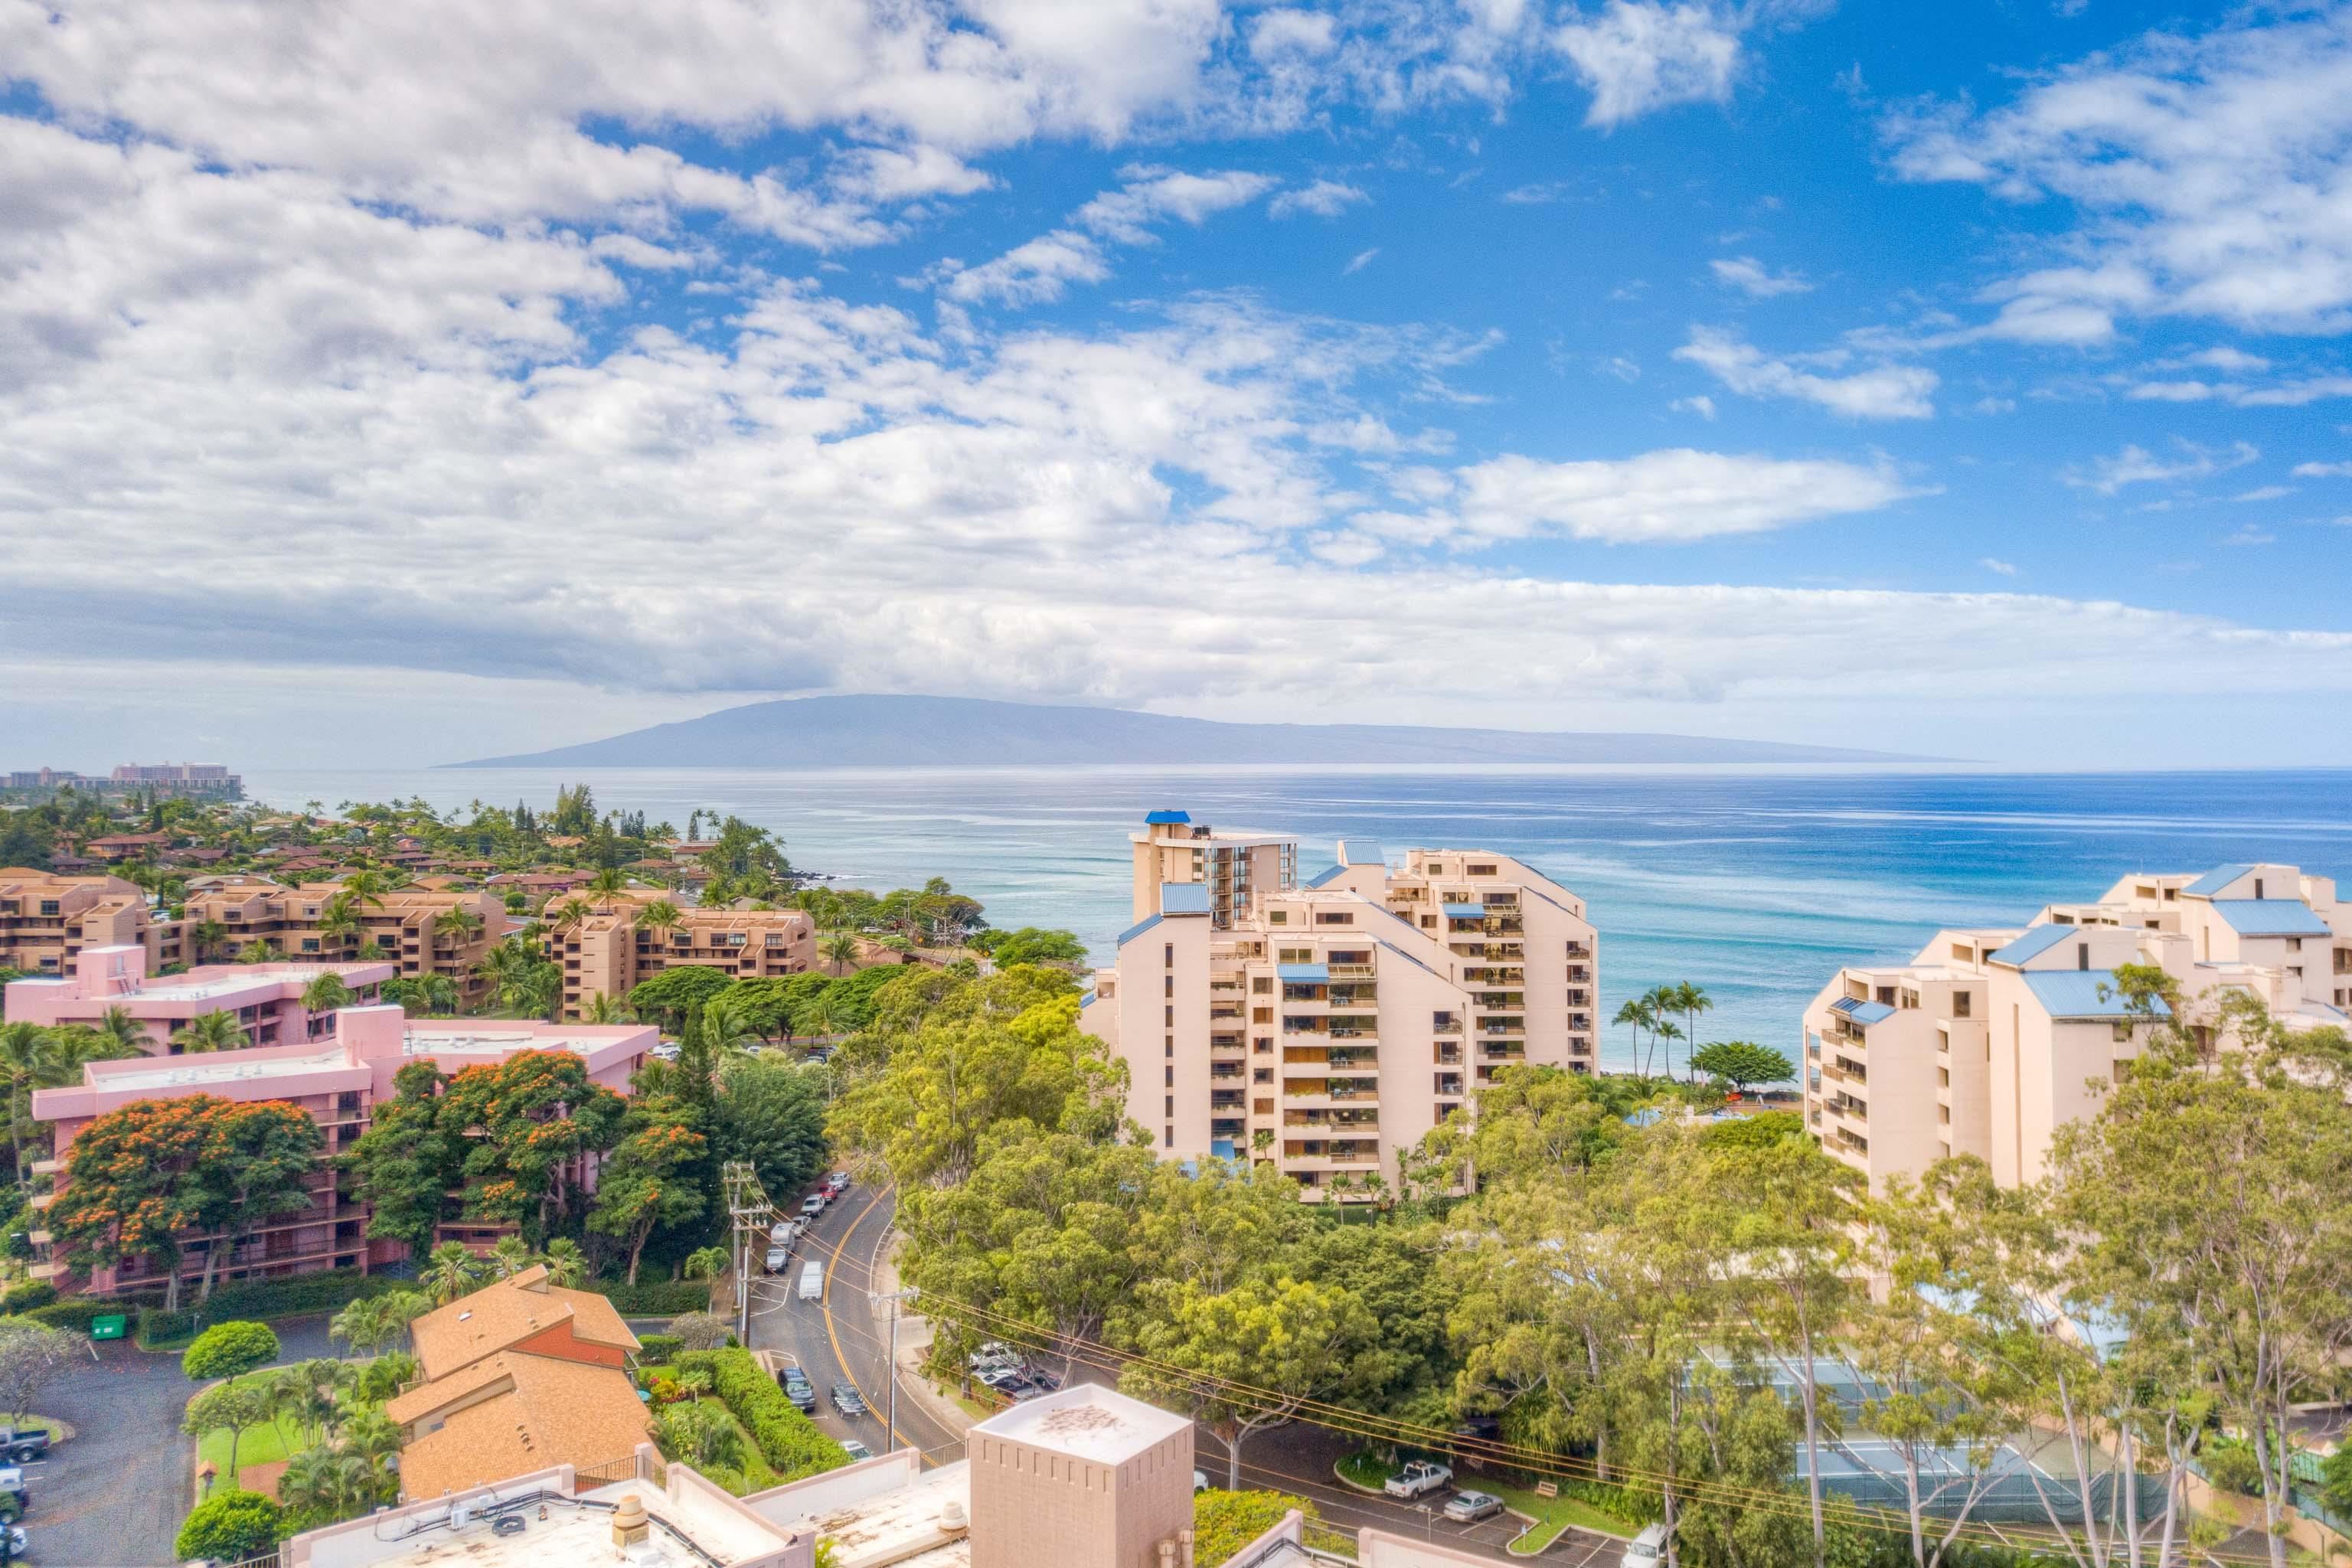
[1482,1478,1638,1555]
[1336,1452,1390,1491]
[190,1370,333,1487]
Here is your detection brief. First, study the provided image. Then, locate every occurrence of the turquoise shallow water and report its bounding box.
[243,766,2352,1073]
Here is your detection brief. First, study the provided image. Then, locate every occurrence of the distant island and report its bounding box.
[447,695,1935,769]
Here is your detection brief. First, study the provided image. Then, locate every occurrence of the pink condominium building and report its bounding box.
[1081,811,1598,1200]
[24,969,653,1295]
[1803,861,2352,1192]
[3,946,394,1052]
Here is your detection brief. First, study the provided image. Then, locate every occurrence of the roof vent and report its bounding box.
[611,1492,649,1552]
[939,1498,969,1537]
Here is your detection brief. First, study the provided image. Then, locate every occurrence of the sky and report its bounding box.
[4,0,2351,769]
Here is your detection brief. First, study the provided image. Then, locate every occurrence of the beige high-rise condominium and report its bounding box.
[179,877,508,1004]
[0,869,173,974]
[1081,810,1598,1200]
[1803,861,2352,1192]
[541,889,815,1019]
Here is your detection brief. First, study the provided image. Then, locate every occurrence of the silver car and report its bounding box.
[1442,1490,1504,1523]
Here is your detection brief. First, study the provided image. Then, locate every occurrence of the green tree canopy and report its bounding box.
[184,1320,281,1382]
[711,1056,828,1199]
[1688,1040,1795,1091]
[628,964,734,1030]
[175,1488,285,1563]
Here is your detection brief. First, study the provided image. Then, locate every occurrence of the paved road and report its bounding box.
[740,1181,962,1468]
[42,1317,334,1568]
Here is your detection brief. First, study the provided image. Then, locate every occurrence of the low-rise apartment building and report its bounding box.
[1803,861,2352,1191]
[0,868,174,975]
[181,877,508,1004]
[4,946,391,1051]
[542,890,815,1020]
[1081,812,1598,1200]
[27,996,653,1294]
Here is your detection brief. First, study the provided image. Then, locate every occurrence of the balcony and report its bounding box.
[1566,942,1592,959]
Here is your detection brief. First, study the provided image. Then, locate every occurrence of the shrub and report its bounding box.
[676,1348,847,1480]
[1194,1491,1323,1566]
[668,1312,730,1351]
[194,1268,404,1327]
[21,1299,113,1333]
[0,1284,56,1315]
[137,1305,198,1345]
[2203,1436,2262,1497]
[183,1321,280,1382]
[636,1333,684,1363]
[175,1488,285,1562]
[597,1279,710,1316]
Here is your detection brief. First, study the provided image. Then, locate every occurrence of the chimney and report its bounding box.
[939,1498,969,1537]
[1180,1530,1195,1567]
[1158,1545,1177,1568]
[612,1492,649,1552]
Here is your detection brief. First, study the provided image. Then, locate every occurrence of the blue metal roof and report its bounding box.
[2022,969,2169,1021]
[1986,923,2076,968]
[1442,903,1486,919]
[1303,864,1348,888]
[1278,962,1330,982]
[1077,991,1096,1008]
[2183,864,2252,897]
[1114,913,1164,947]
[1159,883,1212,916]
[1341,840,1385,866]
[1145,809,1191,825]
[1828,997,1896,1026]
[2209,899,2331,937]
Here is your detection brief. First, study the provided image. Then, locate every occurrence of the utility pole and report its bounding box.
[870,1287,918,1455]
[720,1161,781,1348]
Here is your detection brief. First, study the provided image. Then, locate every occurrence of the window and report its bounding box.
[1315,912,1353,926]
[1427,864,1443,874]
[1253,976,1274,994]
[1165,1040,1174,1059]
[1952,991,1971,1019]
[1938,1068,1949,1086]
[1164,943,1174,969]
[1899,989,1920,1010]
[1165,1006,1174,1026]
[1468,863,1497,877]
[1951,943,1973,962]
[1164,975,1174,997]
[1254,1037,1272,1053]
[1164,1125,1174,1148]
[1165,1096,1175,1119]
[1253,1007,1272,1024]
[2255,877,2265,900]
[1269,910,1287,925]
[2112,1022,2133,1043]
[300,938,320,953]
[1253,1067,1272,1083]
[38,900,58,917]
[1165,1066,1174,1087]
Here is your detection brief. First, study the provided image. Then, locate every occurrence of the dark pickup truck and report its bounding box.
[0,1430,46,1465]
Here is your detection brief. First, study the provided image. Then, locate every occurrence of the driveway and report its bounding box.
[41,1317,334,1567]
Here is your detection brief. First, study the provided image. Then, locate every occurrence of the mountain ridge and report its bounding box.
[446,695,1937,769]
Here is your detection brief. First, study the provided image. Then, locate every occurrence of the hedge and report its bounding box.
[21,1299,115,1332]
[193,1269,408,1327]
[137,1305,198,1345]
[597,1280,711,1316]
[635,1334,684,1364]
[0,1284,56,1315]
[676,1348,848,1481]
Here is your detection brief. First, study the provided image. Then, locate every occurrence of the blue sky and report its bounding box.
[2,1,2348,767]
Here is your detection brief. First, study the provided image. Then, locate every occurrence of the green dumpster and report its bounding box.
[89,1315,126,1341]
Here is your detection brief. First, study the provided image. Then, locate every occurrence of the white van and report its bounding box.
[797,1260,824,1302]
[1622,1524,1668,1568]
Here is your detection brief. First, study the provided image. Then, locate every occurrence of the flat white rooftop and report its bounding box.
[403,1027,615,1057]
[102,967,354,1004]
[93,1045,351,1093]
[311,1478,782,1568]
[971,1383,1191,1465]
[782,1465,973,1568]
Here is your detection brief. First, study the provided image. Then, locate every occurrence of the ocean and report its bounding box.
[240,766,2352,1074]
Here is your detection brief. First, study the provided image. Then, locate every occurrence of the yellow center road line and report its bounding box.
[818,1183,914,1458]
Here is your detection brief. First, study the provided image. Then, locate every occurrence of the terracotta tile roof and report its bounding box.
[392,1353,652,1501]
[408,1266,639,1380]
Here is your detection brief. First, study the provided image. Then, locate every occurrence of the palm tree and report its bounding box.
[588,867,627,897]
[0,1023,61,1189]
[302,972,354,1018]
[550,897,593,929]
[235,939,275,965]
[487,1235,534,1279]
[1650,1018,1684,1082]
[188,919,229,965]
[1612,998,1655,1074]
[681,1246,729,1282]
[171,1010,245,1054]
[583,994,634,1026]
[384,974,458,1016]
[1641,985,1681,1079]
[330,1296,390,1357]
[90,1005,147,1057]
[432,904,485,952]
[701,998,756,1057]
[822,933,860,976]
[634,900,682,947]
[317,893,364,958]
[1670,982,1713,1084]
[423,1240,484,1305]
[541,1237,586,1288]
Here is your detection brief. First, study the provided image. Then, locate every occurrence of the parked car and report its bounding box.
[768,1220,798,1245]
[651,1043,681,1061]
[990,1375,1040,1402]
[840,1439,873,1462]
[777,1368,816,1413]
[1442,1491,1504,1523]
[763,1246,789,1273]
[0,1466,29,1522]
[1383,1461,1453,1500]
[975,1367,1026,1390]
[1623,1524,1668,1568]
[797,1261,824,1301]
[831,1383,867,1416]
[1193,1470,1210,1494]
[800,1194,827,1218]
[824,1171,851,1194]
[0,1429,47,1465]
[967,1341,1020,1372]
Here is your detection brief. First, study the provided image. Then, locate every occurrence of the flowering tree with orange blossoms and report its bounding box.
[433,1051,626,1241]
[588,1099,707,1285]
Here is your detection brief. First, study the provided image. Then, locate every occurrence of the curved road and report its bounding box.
[741,1181,963,1467]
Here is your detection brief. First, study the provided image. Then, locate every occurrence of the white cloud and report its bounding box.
[2225,524,2277,546]
[1269,180,1370,218]
[1435,449,1919,544]
[1710,256,1812,297]
[2066,440,2259,495]
[1674,327,1939,420]
[2233,485,2294,503]
[1981,557,2018,577]
[939,165,1277,305]
[2125,374,2352,408]
[1671,394,1717,419]
[1553,2,1741,127]
[1501,181,1579,204]
[2293,461,2352,479]
[1881,8,2352,338]
[1344,248,1381,275]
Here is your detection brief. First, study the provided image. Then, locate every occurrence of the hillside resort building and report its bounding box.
[0,867,177,975]
[1080,810,1597,1198]
[539,887,816,1019]
[1803,862,2352,1191]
